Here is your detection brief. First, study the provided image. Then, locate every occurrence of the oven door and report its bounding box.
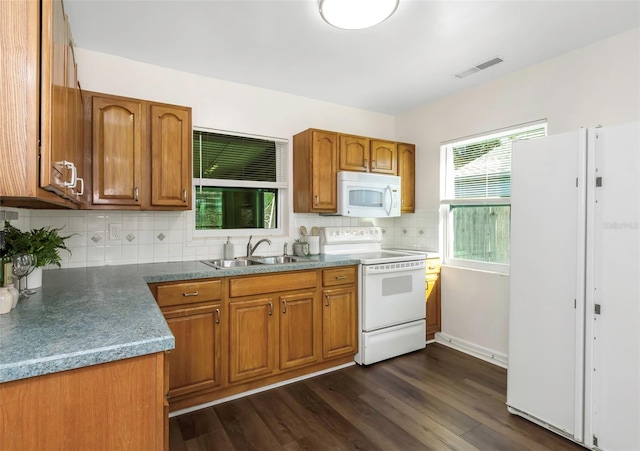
[361,261,426,331]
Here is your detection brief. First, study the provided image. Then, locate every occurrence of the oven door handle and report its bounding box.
[383,185,393,216]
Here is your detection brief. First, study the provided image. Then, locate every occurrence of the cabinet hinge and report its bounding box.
[595,304,601,315]
[596,177,603,187]
[593,435,599,447]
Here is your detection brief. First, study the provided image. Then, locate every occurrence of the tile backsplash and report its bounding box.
[0,207,438,269]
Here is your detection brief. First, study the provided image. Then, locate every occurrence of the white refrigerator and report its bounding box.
[507,122,639,450]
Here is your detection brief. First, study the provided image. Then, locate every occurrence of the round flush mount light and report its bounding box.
[319,0,399,30]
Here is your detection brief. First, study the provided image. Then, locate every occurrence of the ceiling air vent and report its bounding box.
[454,57,504,79]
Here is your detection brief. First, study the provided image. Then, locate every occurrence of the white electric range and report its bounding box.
[320,226,427,365]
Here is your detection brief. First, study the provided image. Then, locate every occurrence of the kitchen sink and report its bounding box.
[251,256,307,264]
[201,255,308,269]
[201,258,264,269]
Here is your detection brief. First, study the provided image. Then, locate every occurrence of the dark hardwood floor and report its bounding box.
[169,344,584,450]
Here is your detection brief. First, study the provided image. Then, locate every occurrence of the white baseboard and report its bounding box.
[434,332,508,368]
[169,361,356,418]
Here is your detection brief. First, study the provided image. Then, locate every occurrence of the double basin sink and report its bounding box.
[202,255,308,269]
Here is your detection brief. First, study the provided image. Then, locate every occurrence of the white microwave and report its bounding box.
[337,171,401,217]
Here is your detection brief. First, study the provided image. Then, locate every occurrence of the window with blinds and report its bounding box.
[440,120,547,270]
[192,129,288,233]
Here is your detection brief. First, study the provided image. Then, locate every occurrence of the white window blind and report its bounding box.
[442,122,547,202]
[193,129,287,188]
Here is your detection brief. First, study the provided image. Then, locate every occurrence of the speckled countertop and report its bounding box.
[0,255,358,384]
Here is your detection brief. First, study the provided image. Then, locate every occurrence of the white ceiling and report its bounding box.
[64,0,640,115]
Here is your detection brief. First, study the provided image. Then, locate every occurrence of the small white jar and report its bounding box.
[4,284,19,309]
[0,287,12,314]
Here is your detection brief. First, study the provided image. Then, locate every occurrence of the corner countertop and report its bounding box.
[0,255,358,384]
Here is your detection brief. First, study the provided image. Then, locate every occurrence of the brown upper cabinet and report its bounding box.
[293,129,339,213]
[1,0,85,208]
[338,134,370,172]
[87,92,192,210]
[398,143,416,213]
[338,135,397,175]
[294,128,414,214]
[369,140,398,175]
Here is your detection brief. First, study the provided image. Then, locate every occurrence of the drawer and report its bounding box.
[229,270,317,298]
[156,279,222,308]
[323,266,357,287]
[425,258,441,275]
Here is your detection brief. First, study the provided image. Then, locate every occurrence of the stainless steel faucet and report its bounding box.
[246,235,272,257]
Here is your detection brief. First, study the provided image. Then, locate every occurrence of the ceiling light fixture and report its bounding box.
[319,0,399,30]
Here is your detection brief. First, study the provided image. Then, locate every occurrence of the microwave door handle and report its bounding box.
[384,185,392,216]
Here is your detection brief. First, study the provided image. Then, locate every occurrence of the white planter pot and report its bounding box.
[26,267,43,289]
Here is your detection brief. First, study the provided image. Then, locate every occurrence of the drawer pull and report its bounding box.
[182,291,199,297]
[428,266,436,270]
[215,308,220,324]
[335,275,347,280]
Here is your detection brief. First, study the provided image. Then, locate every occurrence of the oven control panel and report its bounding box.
[321,226,382,244]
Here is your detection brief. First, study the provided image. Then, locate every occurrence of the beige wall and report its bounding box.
[395,28,640,358]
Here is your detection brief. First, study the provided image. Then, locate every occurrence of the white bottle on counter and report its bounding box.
[223,236,234,259]
[0,287,12,314]
[4,283,19,309]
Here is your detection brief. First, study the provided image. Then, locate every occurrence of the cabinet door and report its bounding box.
[91,96,144,206]
[163,303,222,398]
[370,140,398,175]
[339,134,370,172]
[40,0,69,195]
[229,296,276,383]
[311,130,338,212]
[322,286,358,360]
[150,104,191,208]
[425,274,441,340]
[398,143,415,213]
[280,292,319,370]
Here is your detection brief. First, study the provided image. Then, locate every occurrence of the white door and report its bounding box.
[507,130,586,441]
[585,122,640,450]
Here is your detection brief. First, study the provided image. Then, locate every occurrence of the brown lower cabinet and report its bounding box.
[425,258,442,340]
[0,353,167,450]
[149,266,358,412]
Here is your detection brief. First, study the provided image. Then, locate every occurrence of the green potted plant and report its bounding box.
[3,221,73,288]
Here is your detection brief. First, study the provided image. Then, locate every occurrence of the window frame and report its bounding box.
[440,120,547,273]
[188,127,289,240]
